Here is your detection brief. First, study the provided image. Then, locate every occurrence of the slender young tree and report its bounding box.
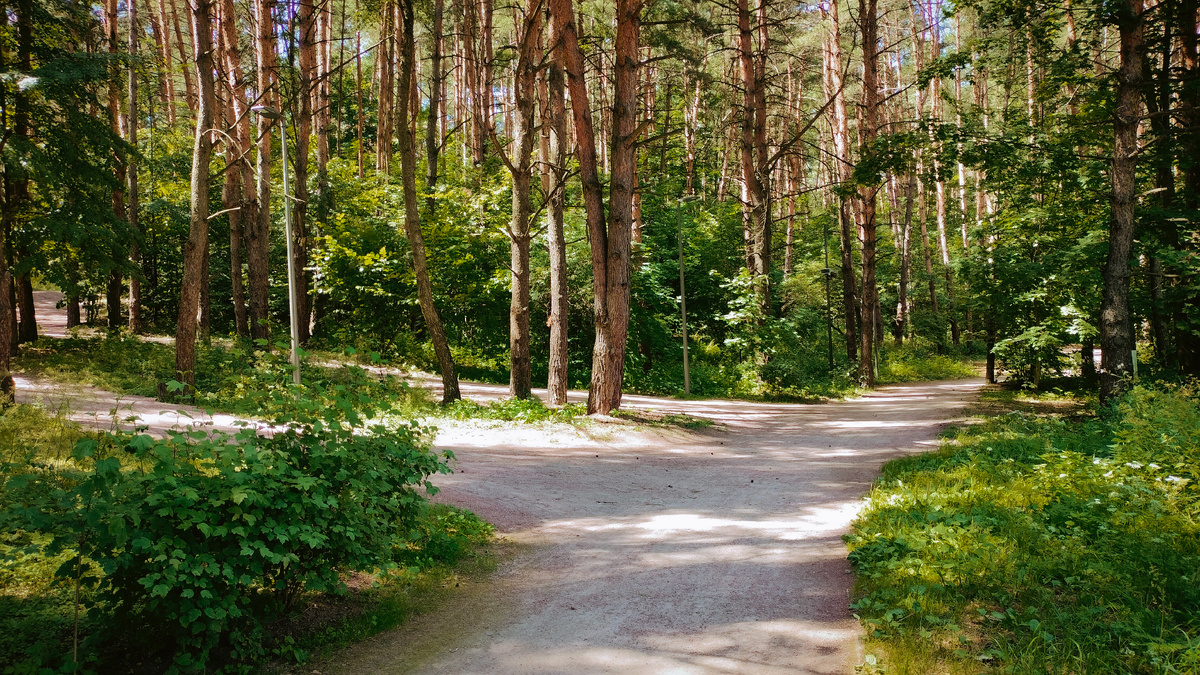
[294,0,316,343]
[544,2,569,406]
[397,0,460,402]
[218,0,254,337]
[103,0,125,330]
[824,0,858,364]
[249,0,276,342]
[128,0,143,334]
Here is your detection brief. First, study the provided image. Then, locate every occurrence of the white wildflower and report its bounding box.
[1126,462,1143,469]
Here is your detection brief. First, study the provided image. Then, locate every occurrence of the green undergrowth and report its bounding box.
[609,408,716,429]
[847,381,1200,674]
[437,397,587,424]
[0,384,494,673]
[16,336,429,418]
[262,503,497,670]
[876,348,980,385]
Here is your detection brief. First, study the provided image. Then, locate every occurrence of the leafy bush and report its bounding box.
[846,384,1200,674]
[4,383,452,672]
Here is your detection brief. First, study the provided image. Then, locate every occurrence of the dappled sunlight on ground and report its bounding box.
[327,378,982,674]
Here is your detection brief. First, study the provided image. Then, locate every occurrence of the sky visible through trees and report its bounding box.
[1,0,1197,411]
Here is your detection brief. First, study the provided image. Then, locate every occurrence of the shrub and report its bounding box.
[4,383,451,672]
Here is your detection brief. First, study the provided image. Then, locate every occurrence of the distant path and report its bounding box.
[327,378,984,675]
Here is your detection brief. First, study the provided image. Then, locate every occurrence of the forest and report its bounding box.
[1,0,1200,671]
[1,0,1195,412]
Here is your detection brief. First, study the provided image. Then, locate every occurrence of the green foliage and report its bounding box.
[877,345,979,384]
[2,383,452,672]
[846,383,1200,673]
[16,336,428,419]
[441,396,586,424]
[392,503,495,571]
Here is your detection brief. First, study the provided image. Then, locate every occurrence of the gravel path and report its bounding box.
[18,290,982,673]
[326,378,983,675]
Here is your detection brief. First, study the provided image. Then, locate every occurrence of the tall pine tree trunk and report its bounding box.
[397,0,459,402]
[128,0,143,334]
[218,0,254,337]
[824,0,858,364]
[1100,0,1144,401]
[104,0,126,330]
[550,0,610,412]
[249,0,276,342]
[295,0,316,344]
[545,5,569,406]
[505,1,540,399]
[857,0,879,386]
[174,0,216,390]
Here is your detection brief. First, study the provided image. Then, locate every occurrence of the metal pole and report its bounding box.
[824,214,834,372]
[678,202,690,395]
[279,118,301,386]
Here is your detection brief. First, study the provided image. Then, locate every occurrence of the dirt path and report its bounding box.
[18,293,982,672]
[325,378,982,675]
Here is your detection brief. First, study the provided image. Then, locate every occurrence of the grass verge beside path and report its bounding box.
[847,382,1200,674]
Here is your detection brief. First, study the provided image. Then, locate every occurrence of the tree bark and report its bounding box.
[154,0,178,124]
[356,32,365,178]
[397,0,460,403]
[123,0,142,335]
[737,0,769,317]
[295,0,316,344]
[218,0,253,337]
[104,0,126,330]
[550,0,616,412]
[857,0,879,386]
[377,1,395,173]
[895,173,914,345]
[1100,0,1144,402]
[174,0,216,390]
[168,0,196,112]
[580,0,643,414]
[823,0,858,364]
[249,0,276,342]
[425,0,445,214]
[545,3,569,406]
[505,0,541,399]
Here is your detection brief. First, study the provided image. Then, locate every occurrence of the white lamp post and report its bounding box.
[252,105,301,386]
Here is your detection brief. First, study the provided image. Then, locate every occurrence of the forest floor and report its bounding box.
[15,291,984,674]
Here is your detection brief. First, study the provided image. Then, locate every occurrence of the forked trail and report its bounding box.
[16,291,980,673]
[328,378,983,675]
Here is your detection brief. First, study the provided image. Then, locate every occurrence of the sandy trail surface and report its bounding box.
[18,291,982,672]
[327,378,983,675]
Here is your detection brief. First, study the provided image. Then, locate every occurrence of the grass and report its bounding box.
[438,396,588,424]
[609,408,717,429]
[0,403,499,674]
[847,381,1200,674]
